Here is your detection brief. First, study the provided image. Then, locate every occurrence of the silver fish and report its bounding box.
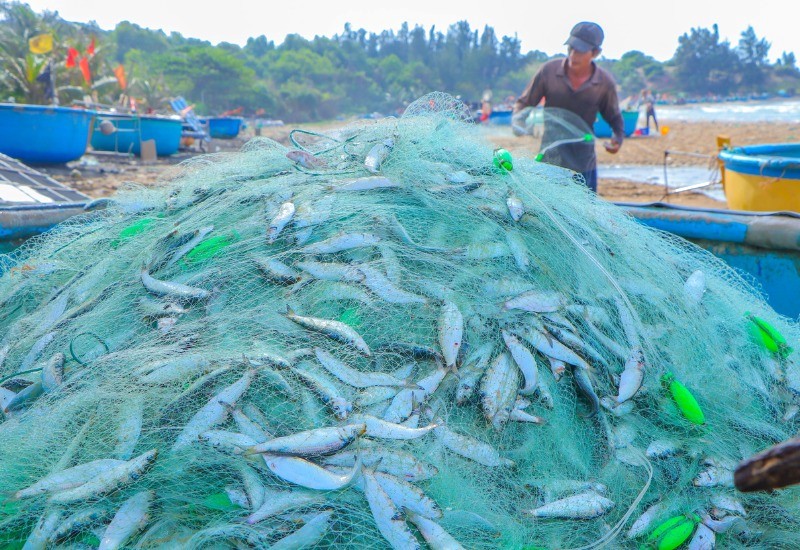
[246,488,323,525]
[253,257,301,285]
[292,363,353,420]
[269,510,333,550]
[504,290,564,312]
[407,511,465,550]
[49,449,158,504]
[333,176,400,191]
[262,454,360,490]
[617,346,645,403]
[268,202,296,244]
[362,467,421,549]
[140,268,210,302]
[323,447,438,481]
[173,367,257,449]
[502,330,538,395]
[23,509,62,550]
[350,413,437,440]
[14,459,126,499]
[244,424,365,456]
[516,325,591,371]
[627,501,667,539]
[295,260,364,283]
[684,270,706,305]
[431,416,514,467]
[480,353,520,430]
[455,343,493,405]
[114,396,144,460]
[438,301,463,370]
[358,265,427,304]
[364,138,395,173]
[688,522,716,550]
[164,225,214,268]
[98,491,153,550]
[368,471,442,519]
[506,193,524,222]
[315,347,400,387]
[524,490,615,519]
[299,232,381,254]
[285,308,371,356]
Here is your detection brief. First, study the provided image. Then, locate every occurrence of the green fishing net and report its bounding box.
[1,92,799,548]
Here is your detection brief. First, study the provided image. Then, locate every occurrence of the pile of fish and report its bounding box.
[1,93,799,548]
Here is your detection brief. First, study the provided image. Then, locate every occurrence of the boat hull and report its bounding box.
[91,114,183,156]
[622,202,800,318]
[718,143,800,212]
[0,103,95,163]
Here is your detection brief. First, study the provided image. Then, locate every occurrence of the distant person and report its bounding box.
[642,88,659,133]
[513,21,624,192]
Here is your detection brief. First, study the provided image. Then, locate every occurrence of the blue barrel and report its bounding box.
[91,113,183,156]
[0,103,95,163]
[207,117,243,139]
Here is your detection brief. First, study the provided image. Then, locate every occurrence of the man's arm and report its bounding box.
[513,69,545,114]
[599,80,624,153]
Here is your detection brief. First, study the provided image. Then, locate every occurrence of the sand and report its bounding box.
[48,120,799,210]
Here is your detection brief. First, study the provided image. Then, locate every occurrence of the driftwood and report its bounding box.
[734,437,800,492]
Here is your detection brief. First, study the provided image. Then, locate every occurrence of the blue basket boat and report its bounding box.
[718,143,800,212]
[594,110,638,138]
[0,103,95,164]
[206,117,243,139]
[91,113,183,156]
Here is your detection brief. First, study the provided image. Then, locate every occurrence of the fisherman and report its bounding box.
[513,21,624,192]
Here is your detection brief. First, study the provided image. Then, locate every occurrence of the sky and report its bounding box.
[21,0,798,62]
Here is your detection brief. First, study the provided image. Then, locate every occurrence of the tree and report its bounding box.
[673,24,741,95]
[737,26,770,90]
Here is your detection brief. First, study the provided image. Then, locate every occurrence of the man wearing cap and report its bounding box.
[513,21,624,192]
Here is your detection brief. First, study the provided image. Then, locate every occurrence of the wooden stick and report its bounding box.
[734,437,800,492]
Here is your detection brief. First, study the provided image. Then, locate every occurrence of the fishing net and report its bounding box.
[1,91,799,548]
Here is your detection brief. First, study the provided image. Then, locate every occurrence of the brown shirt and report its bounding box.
[514,58,624,172]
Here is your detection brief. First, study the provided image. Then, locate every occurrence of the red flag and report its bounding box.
[66,47,79,68]
[79,56,91,84]
[87,37,95,56]
[113,65,127,90]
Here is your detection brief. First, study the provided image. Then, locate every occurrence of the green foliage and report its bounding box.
[673,24,742,95]
[2,5,799,118]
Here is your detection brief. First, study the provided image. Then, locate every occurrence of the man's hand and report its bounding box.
[603,139,621,154]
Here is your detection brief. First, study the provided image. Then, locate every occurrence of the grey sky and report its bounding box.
[22,0,797,62]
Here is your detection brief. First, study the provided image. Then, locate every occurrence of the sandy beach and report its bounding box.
[51,119,799,210]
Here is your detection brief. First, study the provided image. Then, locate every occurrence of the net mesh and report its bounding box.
[0,92,799,548]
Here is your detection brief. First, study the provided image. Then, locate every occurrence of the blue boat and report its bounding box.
[620,202,800,318]
[91,113,183,156]
[206,117,243,139]
[594,110,639,138]
[487,110,513,125]
[0,153,90,245]
[0,103,95,164]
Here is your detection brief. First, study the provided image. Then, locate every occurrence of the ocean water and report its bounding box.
[657,99,800,123]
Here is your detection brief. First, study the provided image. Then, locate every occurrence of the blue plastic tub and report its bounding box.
[0,103,95,163]
[594,110,638,138]
[207,117,243,139]
[91,113,183,156]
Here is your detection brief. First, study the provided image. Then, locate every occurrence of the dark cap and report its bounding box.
[565,22,604,52]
